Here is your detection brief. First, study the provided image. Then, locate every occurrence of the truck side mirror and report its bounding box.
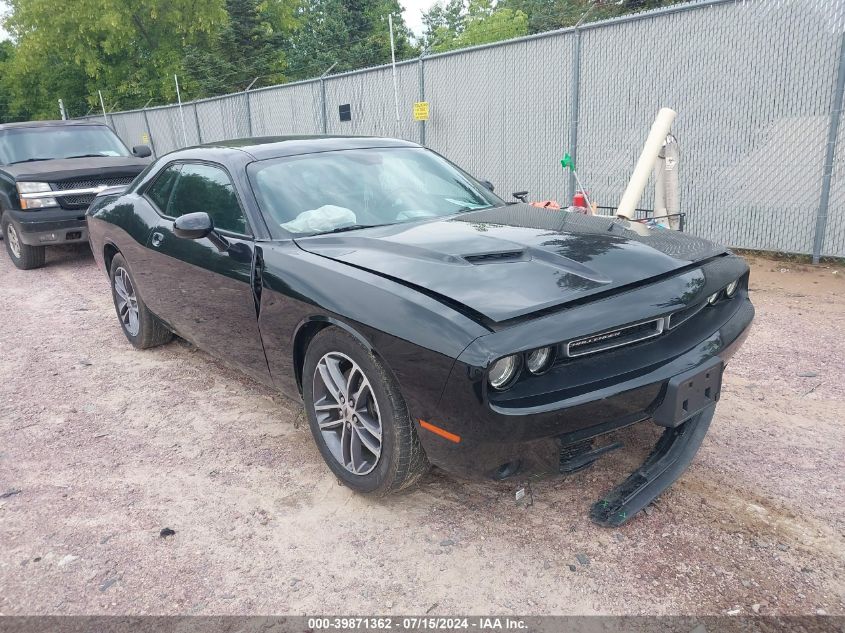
[132,145,152,158]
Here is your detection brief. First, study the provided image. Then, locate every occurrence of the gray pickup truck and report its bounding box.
[0,120,152,269]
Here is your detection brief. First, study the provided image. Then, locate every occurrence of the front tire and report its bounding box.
[302,327,430,495]
[2,218,46,270]
[109,253,172,349]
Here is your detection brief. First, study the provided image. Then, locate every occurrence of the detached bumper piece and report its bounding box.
[560,439,622,474]
[590,404,715,527]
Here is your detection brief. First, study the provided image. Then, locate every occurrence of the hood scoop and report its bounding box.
[463,250,525,264]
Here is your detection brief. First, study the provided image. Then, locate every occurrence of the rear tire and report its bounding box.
[302,327,430,496]
[2,219,46,270]
[109,253,172,349]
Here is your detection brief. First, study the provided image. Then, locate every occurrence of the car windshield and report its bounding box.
[248,147,504,235]
[0,125,131,164]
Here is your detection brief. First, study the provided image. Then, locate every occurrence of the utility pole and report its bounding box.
[388,14,400,127]
[98,90,108,126]
[174,75,189,147]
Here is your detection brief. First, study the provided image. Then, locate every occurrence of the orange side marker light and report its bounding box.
[419,420,461,443]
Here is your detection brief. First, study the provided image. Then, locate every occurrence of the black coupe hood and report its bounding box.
[295,205,726,323]
[3,156,149,182]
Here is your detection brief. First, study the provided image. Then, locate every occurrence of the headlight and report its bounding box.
[526,346,554,374]
[17,182,58,209]
[725,280,739,297]
[21,197,59,209]
[488,354,520,390]
[707,291,720,305]
[16,182,52,194]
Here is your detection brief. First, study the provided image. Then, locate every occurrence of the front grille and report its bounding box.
[51,176,136,209]
[565,317,665,358]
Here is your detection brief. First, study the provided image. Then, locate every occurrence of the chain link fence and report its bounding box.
[85,0,845,259]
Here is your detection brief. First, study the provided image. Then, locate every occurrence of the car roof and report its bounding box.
[0,119,113,131]
[174,135,422,161]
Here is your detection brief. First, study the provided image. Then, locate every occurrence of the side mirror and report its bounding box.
[173,212,230,252]
[480,179,495,192]
[174,212,214,240]
[512,191,529,203]
[132,145,152,158]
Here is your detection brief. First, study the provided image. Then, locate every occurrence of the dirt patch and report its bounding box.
[0,245,842,616]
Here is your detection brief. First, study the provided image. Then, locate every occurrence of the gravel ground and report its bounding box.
[0,245,843,616]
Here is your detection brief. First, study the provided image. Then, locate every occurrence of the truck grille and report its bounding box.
[51,176,136,209]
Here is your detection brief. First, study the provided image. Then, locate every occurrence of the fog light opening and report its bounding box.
[492,460,521,480]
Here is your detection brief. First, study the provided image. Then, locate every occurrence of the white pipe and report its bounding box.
[616,107,677,219]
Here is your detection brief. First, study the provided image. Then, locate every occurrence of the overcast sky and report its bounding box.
[0,1,8,41]
[0,0,435,41]
[402,0,436,35]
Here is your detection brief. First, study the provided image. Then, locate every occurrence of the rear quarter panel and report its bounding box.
[87,193,159,297]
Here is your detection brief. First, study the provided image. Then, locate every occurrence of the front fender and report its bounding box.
[257,241,488,419]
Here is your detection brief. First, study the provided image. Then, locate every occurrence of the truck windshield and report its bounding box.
[0,125,131,165]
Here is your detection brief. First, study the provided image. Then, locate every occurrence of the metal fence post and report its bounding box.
[319,63,337,136]
[418,55,426,146]
[193,103,203,144]
[141,106,157,157]
[320,78,328,134]
[812,30,845,264]
[568,28,582,202]
[245,92,253,136]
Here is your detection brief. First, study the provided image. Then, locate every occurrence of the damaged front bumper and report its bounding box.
[417,287,754,526]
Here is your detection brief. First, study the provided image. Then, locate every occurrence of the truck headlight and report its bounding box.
[488,354,520,390]
[725,279,739,297]
[17,182,58,209]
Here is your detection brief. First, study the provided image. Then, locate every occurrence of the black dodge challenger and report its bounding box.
[87,136,754,526]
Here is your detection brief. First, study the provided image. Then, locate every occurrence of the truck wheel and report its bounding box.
[302,327,430,496]
[109,253,172,349]
[2,219,46,270]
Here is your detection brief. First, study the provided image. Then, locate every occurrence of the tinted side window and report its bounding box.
[146,164,181,213]
[169,164,248,235]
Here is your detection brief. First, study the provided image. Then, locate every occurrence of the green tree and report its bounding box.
[423,0,528,53]
[287,0,417,79]
[184,0,292,97]
[3,0,229,114]
[502,0,688,35]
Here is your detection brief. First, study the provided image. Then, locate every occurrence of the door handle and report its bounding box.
[151,232,164,247]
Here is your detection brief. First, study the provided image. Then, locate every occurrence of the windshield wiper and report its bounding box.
[9,157,53,164]
[454,204,492,214]
[315,224,382,235]
[64,153,110,159]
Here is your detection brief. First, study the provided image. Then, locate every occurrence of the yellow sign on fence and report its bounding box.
[413,102,430,121]
[141,132,150,144]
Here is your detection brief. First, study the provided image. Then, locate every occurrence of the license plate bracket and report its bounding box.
[652,357,723,428]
